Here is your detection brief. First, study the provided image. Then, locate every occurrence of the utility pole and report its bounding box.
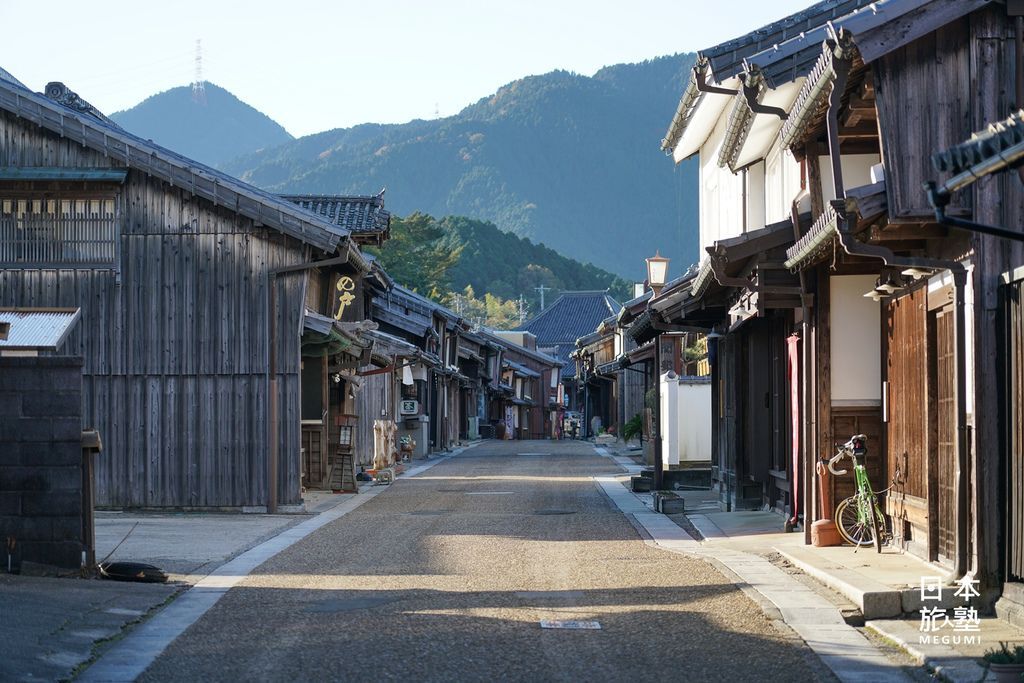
[534,284,550,311]
[518,295,526,324]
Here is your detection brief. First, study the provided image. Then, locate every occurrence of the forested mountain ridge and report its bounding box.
[218,54,700,279]
[110,83,294,168]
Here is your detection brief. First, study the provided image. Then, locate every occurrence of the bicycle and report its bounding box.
[827,434,887,553]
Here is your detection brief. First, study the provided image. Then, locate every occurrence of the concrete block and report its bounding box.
[4,418,52,443]
[45,466,82,491]
[17,540,82,570]
[25,442,81,467]
[654,491,685,514]
[22,392,81,418]
[630,475,652,492]
[0,467,50,492]
[51,516,83,542]
[0,492,21,515]
[1,515,52,540]
[22,491,81,517]
[0,392,21,417]
[51,418,84,442]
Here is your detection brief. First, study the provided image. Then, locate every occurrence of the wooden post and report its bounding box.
[80,429,102,568]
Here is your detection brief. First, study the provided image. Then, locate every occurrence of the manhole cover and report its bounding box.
[534,509,576,515]
[540,620,601,630]
[516,591,584,599]
[306,595,400,613]
[406,509,453,516]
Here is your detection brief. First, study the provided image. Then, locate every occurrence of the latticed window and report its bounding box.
[0,196,118,267]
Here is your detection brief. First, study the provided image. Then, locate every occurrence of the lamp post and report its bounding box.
[646,251,669,491]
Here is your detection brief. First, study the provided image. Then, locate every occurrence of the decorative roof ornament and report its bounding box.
[43,82,117,127]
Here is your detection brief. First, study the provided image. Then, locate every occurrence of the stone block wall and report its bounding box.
[0,357,83,571]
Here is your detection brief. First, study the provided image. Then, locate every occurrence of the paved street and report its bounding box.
[119,440,831,682]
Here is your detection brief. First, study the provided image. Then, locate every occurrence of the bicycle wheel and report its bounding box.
[835,496,875,546]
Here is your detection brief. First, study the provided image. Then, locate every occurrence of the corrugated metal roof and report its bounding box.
[0,308,80,350]
[0,167,128,182]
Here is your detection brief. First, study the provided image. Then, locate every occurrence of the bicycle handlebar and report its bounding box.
[826,434,868,476]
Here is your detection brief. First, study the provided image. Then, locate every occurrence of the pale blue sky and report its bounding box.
[2,0,812,137]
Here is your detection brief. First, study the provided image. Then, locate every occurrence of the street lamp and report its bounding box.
[646,251,670,492]
[646,251,670,297]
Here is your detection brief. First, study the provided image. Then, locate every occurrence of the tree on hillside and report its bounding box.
[446,286,522,330]
[369,212,461,298]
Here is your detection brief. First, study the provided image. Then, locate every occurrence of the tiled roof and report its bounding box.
[520,291,621,345]
[933,109,1024,177]
[282,192,390,241]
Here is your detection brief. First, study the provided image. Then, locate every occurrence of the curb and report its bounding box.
[78,450,460,682]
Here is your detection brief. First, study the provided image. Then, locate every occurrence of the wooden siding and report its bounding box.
[1005,278,1024,581]
[355,372,394,467]
[885,288,928,500]
[970,5,1024,586]
[830,407,883,510]
[934,306,956,561]
[0,109,309,508]
[873,17,971,218]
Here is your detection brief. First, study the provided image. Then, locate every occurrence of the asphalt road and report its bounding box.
[138,440,831,682]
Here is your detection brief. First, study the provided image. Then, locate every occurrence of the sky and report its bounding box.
[2,0,814,138]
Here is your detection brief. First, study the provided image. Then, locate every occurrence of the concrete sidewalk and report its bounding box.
[0,469,411,681]
[672,489,1024,683]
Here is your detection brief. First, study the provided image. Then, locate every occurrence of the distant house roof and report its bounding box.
[0,308,80,351]
[475,328,563,368]
[282,192,391,245]
[0,72,346,252]
[520,291,621,345]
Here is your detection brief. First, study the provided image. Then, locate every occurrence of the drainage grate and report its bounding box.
[540,620,601,630]
[534,509,576,515]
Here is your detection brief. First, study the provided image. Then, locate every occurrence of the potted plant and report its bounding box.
[983,642,1024,682]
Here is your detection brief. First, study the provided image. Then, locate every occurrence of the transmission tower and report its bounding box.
[192,39,206,104]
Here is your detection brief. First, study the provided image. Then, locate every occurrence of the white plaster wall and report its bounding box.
[830,274,882,403]
[818,153,882,201]
[661,373,712,465]
[699,115,744,251]
[746,161,766,230]
[764,146,804,223]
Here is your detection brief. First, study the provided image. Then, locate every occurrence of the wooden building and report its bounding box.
[518,291,621,433]
[0,74,382,511]
[655,0,1024,610]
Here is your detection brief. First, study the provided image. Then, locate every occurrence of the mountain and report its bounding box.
[437,215,633,306]
[220,55,700,279]
[111,83,294,167]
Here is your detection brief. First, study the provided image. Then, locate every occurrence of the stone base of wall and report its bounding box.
[0,356,83,572]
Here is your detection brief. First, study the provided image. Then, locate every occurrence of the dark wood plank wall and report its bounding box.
[356,372,393,467]
[970,5,1024,587]
[874,18,971,218]
[884,286,930,547]
[885,288,928,499]
[1006,279,1024,581]
[0,109,310,508]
